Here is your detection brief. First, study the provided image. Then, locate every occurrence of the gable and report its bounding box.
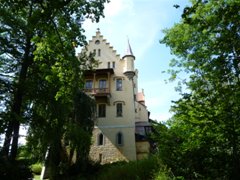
[86,31,121,69]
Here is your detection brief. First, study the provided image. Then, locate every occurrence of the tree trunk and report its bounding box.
[1,35,33,160]
[10,37,32,160]
[230,124,240,179]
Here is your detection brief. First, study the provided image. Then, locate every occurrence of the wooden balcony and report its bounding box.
[84,88,110,104]
[84,88,110,97]
[83,69,114,104]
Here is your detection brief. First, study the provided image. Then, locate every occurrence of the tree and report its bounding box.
[151,121,184,177]
[160,0,240,179]
[0,0,108,161]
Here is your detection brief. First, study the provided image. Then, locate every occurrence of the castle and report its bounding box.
[83,30,152,164]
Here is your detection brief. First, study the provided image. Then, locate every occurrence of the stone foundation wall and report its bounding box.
[89,128,128,164]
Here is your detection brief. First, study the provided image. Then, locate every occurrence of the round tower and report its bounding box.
[123,39,135,79]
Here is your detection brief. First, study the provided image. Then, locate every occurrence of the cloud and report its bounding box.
[82,0,164,57]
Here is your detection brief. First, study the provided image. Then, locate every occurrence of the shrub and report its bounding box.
[95,156,170,180]
[31,163,42,175]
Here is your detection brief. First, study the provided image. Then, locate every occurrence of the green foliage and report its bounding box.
[31,163,42,175]
[17,145,29,160]
[0,0,108,179]
[34,175,41,180]
[154,166,178,180]
[159,0,240,179]
[94,156,170,180]
[151,121,185,177]
[26,91,96,178]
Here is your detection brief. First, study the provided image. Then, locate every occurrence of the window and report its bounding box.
[98,133,104,145]
[98,49,101,56]
[135,126,145,136]
[145,126,152,135]
[108,62,110,68]
[93,49,96,55]
[116,103,123,117]
[98,104,106,117]
[85,80,93,89]
[116,132,123,146]
[116,79,122,91]
[99,79,106,90]
[95,40,100,45]
[112,61,115,68]
[99,153,103,162]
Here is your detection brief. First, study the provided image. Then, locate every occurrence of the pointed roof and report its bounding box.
[123,38,135,59]
[126,39,134,56]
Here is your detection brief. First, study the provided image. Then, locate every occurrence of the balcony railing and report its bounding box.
[84,88,110,96]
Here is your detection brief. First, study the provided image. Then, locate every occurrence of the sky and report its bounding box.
[77,0,191,122]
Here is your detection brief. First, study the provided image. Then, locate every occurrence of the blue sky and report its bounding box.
[78,0,190,122]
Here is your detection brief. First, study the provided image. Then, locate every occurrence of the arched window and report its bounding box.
[116,103,123,117]
[116,132,123,146]
[98,104,106,117]
[98,133,104,146]
[116,78,122,91]
[98,49,101,56]
[95,40,100,45]
[113,101,125,117]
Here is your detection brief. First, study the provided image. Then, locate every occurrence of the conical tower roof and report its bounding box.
[123,39,135,59]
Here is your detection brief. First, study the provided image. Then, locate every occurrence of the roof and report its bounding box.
[137,92,145,102]
[123,39,135,59]
[135,121,152,127]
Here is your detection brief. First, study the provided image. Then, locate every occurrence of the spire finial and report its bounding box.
[125,37,134,56]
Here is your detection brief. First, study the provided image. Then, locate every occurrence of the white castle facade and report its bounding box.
[83,30,152,164]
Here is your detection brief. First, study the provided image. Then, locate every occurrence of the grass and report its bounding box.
[33,175,41,180]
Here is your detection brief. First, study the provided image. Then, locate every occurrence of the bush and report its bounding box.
[31,163,42,175]
[95,156,170,180]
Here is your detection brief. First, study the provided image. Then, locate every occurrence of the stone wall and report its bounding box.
[89,128,128,164]
[136,141,150,160]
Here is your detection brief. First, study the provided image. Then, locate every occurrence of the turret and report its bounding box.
[123,39,135,79]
